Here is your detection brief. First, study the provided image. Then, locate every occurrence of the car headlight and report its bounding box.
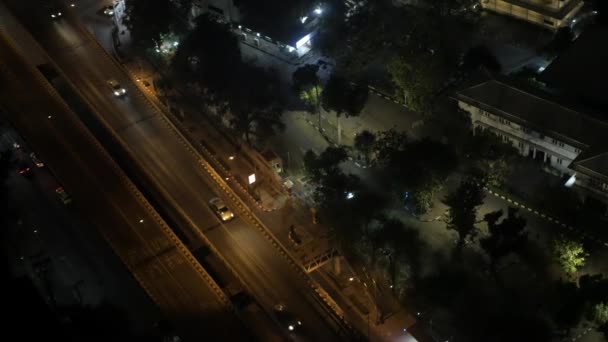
[121,88,126,94]
[230,213,234,217]
[58,12,62,16]
[288,325,294,331]
[114,91,120,96]
[51,14,56,18]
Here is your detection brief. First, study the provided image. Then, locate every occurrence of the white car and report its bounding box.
[103,5,114,16]
[209,197,234,221]
[108,79,126,97]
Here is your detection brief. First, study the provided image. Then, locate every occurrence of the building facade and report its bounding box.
[455,73,608,206]
[481,0,584,29]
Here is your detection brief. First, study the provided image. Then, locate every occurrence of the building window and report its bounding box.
[551,138,564,147]
[523,127,532,134]
[575,148,582,154]
[557,158,563,165]
[518,141,525,149]
[498,118,510,126]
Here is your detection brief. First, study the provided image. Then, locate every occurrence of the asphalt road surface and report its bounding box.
[0,29,248,341]
[2,2,349,341]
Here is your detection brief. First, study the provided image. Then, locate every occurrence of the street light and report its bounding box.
[314,7,322,15]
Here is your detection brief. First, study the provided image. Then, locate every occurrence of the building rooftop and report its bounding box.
[501,0,583,19]
[455,71,608,180]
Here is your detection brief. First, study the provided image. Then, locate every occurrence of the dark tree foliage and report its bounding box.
[593,0,608,26]
[553,280,585,334]
[303,146,348,182]
[172,14,242,95]
[462,45,502,72]
[124,0,191,50]
[314,0,349,58]
[354,130,376,163]
[233,0,314,36]
[373,129,408,165]
[292,64,320,93]
[480,207,528,272]
[229,64,285,144]
[544,26,574,55]
[321,73,368,118]
[445,176,485,250]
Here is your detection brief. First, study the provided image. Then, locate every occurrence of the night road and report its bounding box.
[2,1,352,341]
[0,28,248,341]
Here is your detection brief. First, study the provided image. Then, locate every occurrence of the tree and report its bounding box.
[303,146,348,183]
[445,176,485,250]
[124,0,190,51]
[462,45,501,73]
[408,177,443,215]
[354,130,376,163]
[228,64,285,144]
[314,0,349,58]
[592,302,608,325]
[480,207,528,273]
[321,73,368,143]
[544,26,574,55]
[553,280,585,334]
[373,129,408,165]
[388,53,444,114]
[553,238,588,276]
[465,127,518,187]
[292,64,322,127]
[172,14,242,97]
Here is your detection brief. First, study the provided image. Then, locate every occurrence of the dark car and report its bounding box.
[274,304,302,332]
[18,163,32,177]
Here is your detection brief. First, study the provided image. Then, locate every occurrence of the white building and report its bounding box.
[455,71,608,206]
[480,0,584,30]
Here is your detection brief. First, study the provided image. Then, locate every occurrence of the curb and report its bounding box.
[483,186,608,249]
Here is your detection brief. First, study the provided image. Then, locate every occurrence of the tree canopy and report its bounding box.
[553,238,588,276]
[321,73,368,118]
[445,176,485,249]
[124,0,191,50]
[480,207,528,271]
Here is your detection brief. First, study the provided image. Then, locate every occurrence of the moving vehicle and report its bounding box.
[18,163,32,177]
[274,303,302,332]
[209,197,234,221]
[103,5,114,16]
[30,153,44,168]
[55,187,72,204]
[108,79,126,97]
[49,6,63,19]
